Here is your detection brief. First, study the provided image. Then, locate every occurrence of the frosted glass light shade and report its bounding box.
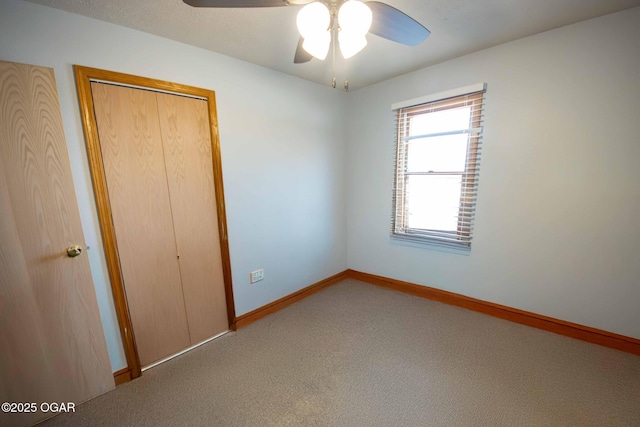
[339,32,367,59]
[338,0,372,35]
[297,2,331,40]
[302,31,331,60]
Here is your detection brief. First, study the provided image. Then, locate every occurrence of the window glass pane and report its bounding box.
[406,134,468,172]
[409,106,471,136]
[406,175,462,232]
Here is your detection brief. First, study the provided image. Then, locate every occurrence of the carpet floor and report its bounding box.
[43,279,640,426]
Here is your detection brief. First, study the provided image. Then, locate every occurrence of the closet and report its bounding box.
[90,81,230,367]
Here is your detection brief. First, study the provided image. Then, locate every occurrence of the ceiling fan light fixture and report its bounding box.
[338,0,372,35]
[302,31,331,60]
[296,2,330,40]
[338,31,367,59]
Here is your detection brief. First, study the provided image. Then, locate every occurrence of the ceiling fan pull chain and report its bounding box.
[331,21,337,88]
[344,55,349,91]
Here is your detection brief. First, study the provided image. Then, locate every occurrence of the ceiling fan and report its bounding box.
[183,0,430,89]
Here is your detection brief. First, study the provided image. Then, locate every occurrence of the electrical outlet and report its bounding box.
[250,269,264,284]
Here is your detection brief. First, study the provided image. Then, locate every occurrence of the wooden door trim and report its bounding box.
[73,65,237,381]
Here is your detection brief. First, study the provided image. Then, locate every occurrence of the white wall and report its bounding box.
[0,0,348,371]
[346,7,640,339]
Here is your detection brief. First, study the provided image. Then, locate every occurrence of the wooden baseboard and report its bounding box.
[114,268,638,382]
[113,367,132,386]
[235,270,350,328]
[346,269,640,356]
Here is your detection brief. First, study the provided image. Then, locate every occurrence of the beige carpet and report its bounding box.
[43,279,640,426]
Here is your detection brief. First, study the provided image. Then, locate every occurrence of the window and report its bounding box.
[391,84,486,249]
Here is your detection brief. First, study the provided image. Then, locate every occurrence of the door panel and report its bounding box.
[156,93,229,344]
[91,82,190,366]
[0,61,114,427]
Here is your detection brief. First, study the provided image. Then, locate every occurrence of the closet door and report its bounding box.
[156,93,229,344]
[91,82,190,367]
[0,61,113,427]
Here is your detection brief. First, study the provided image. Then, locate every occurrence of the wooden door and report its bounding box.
[156,93,229,344]
[0,61,114,427]
[91,82,191,367]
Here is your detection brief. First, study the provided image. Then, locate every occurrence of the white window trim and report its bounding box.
[391,83,486,111]
[390,83,487,250]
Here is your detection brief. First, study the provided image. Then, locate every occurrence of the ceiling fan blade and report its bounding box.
[294,37,313,64]
[366,1,430,46]
[183,0,312,7]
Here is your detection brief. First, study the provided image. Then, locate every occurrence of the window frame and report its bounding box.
[391,85,486,249]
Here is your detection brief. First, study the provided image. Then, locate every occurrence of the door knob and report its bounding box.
[66,245,82,258]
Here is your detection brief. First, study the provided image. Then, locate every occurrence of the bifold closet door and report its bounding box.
[0,61,113,427]
[91,82,190,366]
[156,93,229,344]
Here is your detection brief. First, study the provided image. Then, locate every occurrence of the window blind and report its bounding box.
[391,85,486,249]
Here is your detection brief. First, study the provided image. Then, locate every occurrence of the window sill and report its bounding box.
[390,233,471,254]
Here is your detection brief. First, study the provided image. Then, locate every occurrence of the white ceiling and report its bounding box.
[25,0,640,90]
